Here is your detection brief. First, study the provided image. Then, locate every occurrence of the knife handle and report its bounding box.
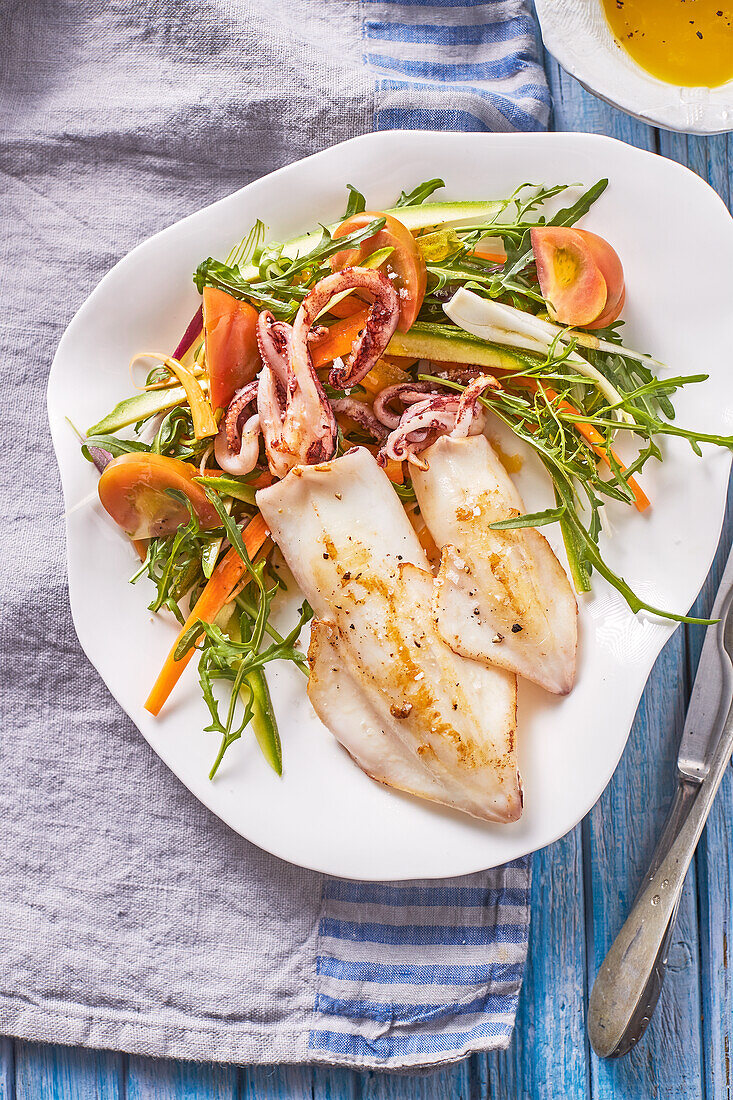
[588,704,733,1058]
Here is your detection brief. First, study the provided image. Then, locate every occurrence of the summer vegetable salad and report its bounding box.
[82,178,733,804]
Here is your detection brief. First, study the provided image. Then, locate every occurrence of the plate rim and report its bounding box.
[48,129,733,879]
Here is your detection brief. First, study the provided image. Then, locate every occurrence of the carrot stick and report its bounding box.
[311,310,369,369]
[145,512,270,716]
[544,386,650,512]
[382,458,404,485]
[470,246,506,264]
[327,296,366,319]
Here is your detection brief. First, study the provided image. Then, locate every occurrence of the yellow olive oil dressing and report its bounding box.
[602,0,733,87]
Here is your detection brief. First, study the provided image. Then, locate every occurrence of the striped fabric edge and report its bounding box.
[308,858,531,1070]
[361,0,550,134]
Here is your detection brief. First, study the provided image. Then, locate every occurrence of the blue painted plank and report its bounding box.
[544,54,708,1100]
[588,633,704,1100]
[544,53,656,149]
[241,1066,316,1098]
[126,1056,237,1100]
[482,829,589,1100]
[692,489,733,1100]
[657,128,733,1100]
[0,1040,14,1100]
[243,1062,470,1099]
[363,1060,471,1098]
[311,1066,361,1098]
[14,1042,123,1100]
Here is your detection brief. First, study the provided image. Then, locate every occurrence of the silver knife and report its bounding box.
[588,539,733,1058]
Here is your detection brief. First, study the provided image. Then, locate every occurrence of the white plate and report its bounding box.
[49,131,733,880]
[535,0,733,134]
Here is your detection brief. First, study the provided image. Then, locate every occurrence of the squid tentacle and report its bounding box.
[330,397,388,441]
[376,374,500,468]
[296,267,400,390]
[256,309,337,480]
[214,380,261,476]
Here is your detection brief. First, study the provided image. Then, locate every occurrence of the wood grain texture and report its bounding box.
[0,1041,13,1100]
[685,482,733,1100]
[484,829,589,1100]
[13,1043,123,1100]
[126,1055,238,1100]
[544,56,707,1100]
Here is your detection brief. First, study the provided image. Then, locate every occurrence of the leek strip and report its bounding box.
[444,289,631,419]
[87,380,209,435]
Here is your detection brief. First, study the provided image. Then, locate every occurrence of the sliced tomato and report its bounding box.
[98,453,221,540]
[330,212,427,332]
[572,229,625,330]
[531,227,607,327]
[203,286,261,412]
[531,226,625,329]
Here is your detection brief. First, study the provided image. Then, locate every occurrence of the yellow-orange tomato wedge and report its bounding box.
[98,453,221,540]
[330,212,427,332]
[531,226,625,329]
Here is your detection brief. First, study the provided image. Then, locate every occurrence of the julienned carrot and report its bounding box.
[382,458,405,485]
[543,386,650,512]
[471,246,506,264]
[311,310,369,369]
[145,512,270,716]
[361,444,404,484]
[327,296,366,320]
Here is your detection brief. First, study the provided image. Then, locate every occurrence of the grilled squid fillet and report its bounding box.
[412,434,578,696]
[256,447,521,823]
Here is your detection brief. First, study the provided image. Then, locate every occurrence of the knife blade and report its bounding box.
[677,539,733,783]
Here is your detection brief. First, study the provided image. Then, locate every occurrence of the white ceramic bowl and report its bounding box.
[49,131,733,879]
[535,0,733,133]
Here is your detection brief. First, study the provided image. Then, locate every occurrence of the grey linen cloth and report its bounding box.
[0,0,539,1069]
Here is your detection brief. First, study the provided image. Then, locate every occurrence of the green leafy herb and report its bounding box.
[420,366,730,625]
[343,183,367,218]
[395,178,446,208]
[175,487,313,777]
[194,216,386,321]
[130,494,214,623]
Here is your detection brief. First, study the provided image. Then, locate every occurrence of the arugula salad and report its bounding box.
[82,177,733,784]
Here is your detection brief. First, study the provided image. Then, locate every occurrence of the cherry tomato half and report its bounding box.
[531,226,625,329]
[98,453,221,540]
[572,229,625,330]
[203,286,261,413]
[330,212,427,333]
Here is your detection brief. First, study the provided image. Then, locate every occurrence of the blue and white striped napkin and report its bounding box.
[309,868,532,1068]
[305,0,544,1070]
[364,0,550,132]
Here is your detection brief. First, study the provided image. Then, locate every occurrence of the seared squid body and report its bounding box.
[256,448,521,823]
[412,434,578,696]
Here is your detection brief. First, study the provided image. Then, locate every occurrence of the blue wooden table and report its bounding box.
[4,56,732,1100]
